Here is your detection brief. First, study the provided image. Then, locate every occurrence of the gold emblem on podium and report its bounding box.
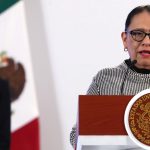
[124,89,150,150]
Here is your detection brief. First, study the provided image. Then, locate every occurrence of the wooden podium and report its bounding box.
[76,95,138,150]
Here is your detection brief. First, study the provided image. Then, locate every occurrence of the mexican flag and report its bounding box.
[0,1,40,150]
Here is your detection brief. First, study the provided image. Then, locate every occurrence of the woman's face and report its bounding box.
[122,11,150,69]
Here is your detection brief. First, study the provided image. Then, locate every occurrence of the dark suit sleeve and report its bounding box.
[0,79,10,150]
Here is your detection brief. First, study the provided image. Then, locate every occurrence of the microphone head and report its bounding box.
[131,60,137,65]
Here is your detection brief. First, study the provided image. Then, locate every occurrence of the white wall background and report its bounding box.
[23,0,150,150]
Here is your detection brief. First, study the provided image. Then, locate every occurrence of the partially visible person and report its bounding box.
[0,54,25,150]
[70,5,150,149]
[0,79,10,150]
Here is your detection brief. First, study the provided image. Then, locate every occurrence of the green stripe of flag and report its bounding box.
[0,0,20,14]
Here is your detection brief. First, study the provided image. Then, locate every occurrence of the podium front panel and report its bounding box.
[78,95,133,135]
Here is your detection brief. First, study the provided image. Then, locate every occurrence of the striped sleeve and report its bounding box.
[86,69,106,95]
[70,124,76,148]
[86,76,99,95]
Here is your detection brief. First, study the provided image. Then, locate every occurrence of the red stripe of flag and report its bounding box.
[11,118,40,150]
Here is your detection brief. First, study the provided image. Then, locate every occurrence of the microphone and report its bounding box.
[120,59,137,95]
[130,60,137,67]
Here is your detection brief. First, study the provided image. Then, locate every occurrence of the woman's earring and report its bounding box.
[124,48,128,52]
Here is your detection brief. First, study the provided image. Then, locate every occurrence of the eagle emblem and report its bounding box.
[137,102,150,139]
[129,94,150,146]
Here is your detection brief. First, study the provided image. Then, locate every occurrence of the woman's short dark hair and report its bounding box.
[125,5,150,31]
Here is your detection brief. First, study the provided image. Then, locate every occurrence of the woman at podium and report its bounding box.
[70,5,150,149]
